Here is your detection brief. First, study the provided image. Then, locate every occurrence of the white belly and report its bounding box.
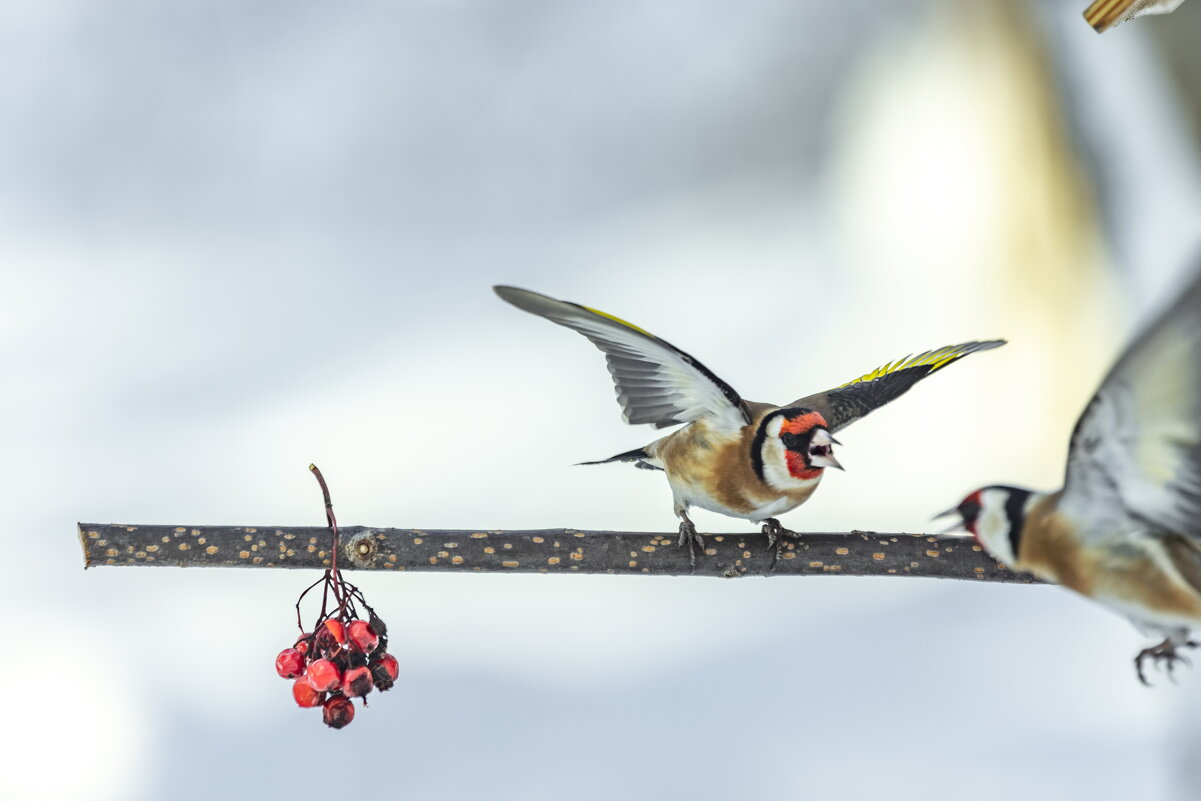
[1096,593,1201,635]
[670,479,807,522]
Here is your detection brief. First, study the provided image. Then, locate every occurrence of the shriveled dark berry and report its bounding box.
[370,653,399,691]
[344,666,374,698]
[322,696,355,729]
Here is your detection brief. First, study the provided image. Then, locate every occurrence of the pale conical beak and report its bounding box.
[808,429,844,471]
[931,506,959,522]
[815,452,844,471]
[930,506,964,535]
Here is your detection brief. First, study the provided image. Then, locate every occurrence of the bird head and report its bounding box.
[934,485,1034,566]
[754,408,843,489]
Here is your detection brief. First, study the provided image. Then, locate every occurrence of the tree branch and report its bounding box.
[77,523,1041,582]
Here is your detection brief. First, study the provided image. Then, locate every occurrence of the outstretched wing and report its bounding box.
[494,286,750,431]
[790,340,1006,433]
[1063,269,1201,540]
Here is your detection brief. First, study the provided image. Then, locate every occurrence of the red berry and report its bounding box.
[315,620,346,654]
[306,658,342,693]
[292,678,324,708]
[324,619,347,644]
[347,620,379,653]
[294,633,312,655]
[322,696,355,729]
[344,665,373,698]
[275,648,306,679]
[370,653,399,691]
[379,653,399,680]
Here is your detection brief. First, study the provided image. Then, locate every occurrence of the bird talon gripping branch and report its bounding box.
[677,515,705,570]
[762,517,802,570]
[761,517,800,549]
[495,285,1003,563]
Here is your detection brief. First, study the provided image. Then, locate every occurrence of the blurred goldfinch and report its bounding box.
[940,267,1201,684]
[497,285,1004,565]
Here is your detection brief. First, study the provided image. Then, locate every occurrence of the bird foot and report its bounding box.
[1135,638,1199,686]
[762,518,801,569]
[677,518,706,571]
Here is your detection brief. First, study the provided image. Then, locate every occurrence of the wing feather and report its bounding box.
[494,286,750,431]
[1063,268,1201,539]
[789,340,1006,432]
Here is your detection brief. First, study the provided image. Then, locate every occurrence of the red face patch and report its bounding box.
[785,450,823,481]
[779,411,828,436]
[960,489,983,539]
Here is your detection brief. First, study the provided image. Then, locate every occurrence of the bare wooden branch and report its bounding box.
[77,523,1041,583]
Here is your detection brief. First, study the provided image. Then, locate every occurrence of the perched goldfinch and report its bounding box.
[496,286,1004,564]
[940,268,1201,684]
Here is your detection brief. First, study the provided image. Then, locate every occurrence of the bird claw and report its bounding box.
[762,518,800,570]
[1134,639,1198,686]
[677,518,705,571]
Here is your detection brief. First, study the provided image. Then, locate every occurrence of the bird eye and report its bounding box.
[959,501,980,520]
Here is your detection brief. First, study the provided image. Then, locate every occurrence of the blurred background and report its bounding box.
[4,0,1201,798]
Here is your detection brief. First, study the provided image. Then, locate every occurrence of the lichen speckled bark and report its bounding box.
[77,523,1041,583]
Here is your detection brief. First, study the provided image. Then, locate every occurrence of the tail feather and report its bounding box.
[577,447,662,471]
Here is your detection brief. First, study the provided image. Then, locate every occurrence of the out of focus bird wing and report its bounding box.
[1064,269,1201,540]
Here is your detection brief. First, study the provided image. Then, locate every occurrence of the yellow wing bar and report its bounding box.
[837,341,1005,389]
[580,304,657,338]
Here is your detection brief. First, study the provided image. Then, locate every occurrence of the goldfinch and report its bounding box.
[939,268,1201,684]
[496,285,1005,565]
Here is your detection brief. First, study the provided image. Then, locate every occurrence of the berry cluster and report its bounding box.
[275,612,399,728]
[280,464,399,729]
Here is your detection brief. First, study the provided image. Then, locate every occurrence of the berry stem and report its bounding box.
[309,464,349,620]
[295,574,324,633]
[309,463,338,531]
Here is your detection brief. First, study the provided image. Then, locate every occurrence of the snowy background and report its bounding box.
[5,0,1201,798]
